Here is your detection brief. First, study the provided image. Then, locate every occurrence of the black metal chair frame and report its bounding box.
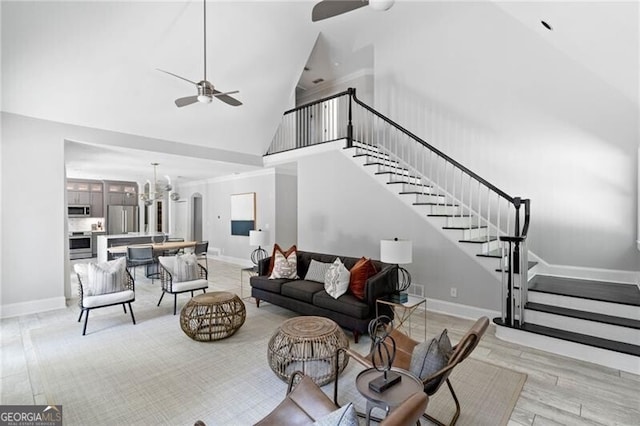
[76,268,136,336]
[163,237,185,256]
[157,261,208,315]
[126,245,158,283]
[194,241,209,271]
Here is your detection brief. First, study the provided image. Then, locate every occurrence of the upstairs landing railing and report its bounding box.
[267,88,530,327]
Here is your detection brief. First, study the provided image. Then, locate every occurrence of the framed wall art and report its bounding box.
[230,192,256,236]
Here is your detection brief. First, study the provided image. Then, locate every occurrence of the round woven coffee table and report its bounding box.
[267,316,349,386]
[180,292,246,341]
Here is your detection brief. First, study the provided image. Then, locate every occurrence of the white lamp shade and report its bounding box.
[249,230,267,246]
[380,239,412,264]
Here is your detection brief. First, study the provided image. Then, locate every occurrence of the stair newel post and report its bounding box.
[513,197,521,274]
[346,88,355,149]
[519,238,528,327]
[500,241,508,325]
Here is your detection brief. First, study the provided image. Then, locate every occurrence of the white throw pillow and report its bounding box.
[304,259,333,283]
[269,250,298,279]
[174,253,199,282]
[324,258,350,299]
[312,402,358,426]
[86,257,127,296]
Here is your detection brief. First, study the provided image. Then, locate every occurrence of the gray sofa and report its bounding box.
[250,250,397,342]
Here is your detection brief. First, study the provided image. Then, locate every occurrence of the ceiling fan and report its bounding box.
[312,0,395,22]
[158,0,241,107]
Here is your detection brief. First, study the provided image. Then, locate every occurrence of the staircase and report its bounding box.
[266,88,640,374]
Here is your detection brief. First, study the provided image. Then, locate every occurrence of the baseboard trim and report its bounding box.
[495,323,640,375]
[0,296,67,319]
[426,298,500,321]
[211,254,254,268]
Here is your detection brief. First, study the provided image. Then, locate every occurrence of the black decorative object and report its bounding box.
[249,229,268,266]
[368,316,402,393]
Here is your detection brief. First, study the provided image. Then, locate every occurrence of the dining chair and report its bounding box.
[126,245,157,283]
[194,241,209,270]
[163,237,185,256]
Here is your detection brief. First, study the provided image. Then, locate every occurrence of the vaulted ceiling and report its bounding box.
[2,1,637,183]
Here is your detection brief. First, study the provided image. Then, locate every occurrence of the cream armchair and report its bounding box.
[157,255,208,315]
[74,259,136,336]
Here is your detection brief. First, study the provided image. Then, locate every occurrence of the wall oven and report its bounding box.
[69,232,92,259]
[68,205,91,217]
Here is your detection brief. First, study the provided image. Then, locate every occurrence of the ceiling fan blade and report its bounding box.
[213,90,239,97]
[175,96,198,107]
[312,0,369,22]
[213,90,242,107]
[157,69,197,86]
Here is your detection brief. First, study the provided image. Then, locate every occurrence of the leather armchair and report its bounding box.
[253,371,428,426]
[345,316,490,426]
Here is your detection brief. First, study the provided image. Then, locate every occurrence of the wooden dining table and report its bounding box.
[107,240,197,256]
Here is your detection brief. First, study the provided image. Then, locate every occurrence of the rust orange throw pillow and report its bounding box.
[268,244,297,275]
[349,257,377,300]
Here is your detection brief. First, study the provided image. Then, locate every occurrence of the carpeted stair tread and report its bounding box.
[529,275,640,306]
[526,302,640,329]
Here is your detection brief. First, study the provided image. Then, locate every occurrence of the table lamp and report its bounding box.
[249,229,268,267]
[380,238,412,303]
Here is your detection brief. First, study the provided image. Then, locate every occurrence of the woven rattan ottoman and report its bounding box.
[180,292,246,341]
[267,316,349,386]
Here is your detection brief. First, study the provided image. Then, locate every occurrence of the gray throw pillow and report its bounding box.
[304,259,333,283]
[312,402,358,426]
[409,329,453,394]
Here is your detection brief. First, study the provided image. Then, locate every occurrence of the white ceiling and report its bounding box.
[2,1,637,183]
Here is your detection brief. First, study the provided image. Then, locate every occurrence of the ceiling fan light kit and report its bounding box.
[369,0,394,11]
[158,0,241,108]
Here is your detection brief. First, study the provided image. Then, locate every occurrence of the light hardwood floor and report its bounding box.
[1,260,638,425]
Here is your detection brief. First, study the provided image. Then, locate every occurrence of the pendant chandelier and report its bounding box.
[139,162,174,206]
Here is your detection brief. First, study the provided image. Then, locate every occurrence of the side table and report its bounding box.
[267,316,349,386]
[240,266,258,300]
[180,292,246,341]
[356,367,423,425]
[376,295,427,341]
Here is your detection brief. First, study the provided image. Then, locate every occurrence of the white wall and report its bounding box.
[275,172,298,249]
[297,150,500,311]
[372,2,639,273]
[175,168,298,265]
[2,113,67,314]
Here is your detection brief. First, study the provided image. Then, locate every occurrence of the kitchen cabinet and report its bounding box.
[67,179,103,217]
[106,182,138,206]
[91,191,104,217]
[68,190,91,205]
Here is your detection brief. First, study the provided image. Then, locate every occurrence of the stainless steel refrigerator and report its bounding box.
[107,205,139,235]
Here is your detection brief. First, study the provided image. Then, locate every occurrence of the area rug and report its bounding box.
[30,301,525,425]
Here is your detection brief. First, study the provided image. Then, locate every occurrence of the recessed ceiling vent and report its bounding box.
[312,78,325,84]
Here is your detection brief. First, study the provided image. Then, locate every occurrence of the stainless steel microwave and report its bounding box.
[68,205,91,217]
